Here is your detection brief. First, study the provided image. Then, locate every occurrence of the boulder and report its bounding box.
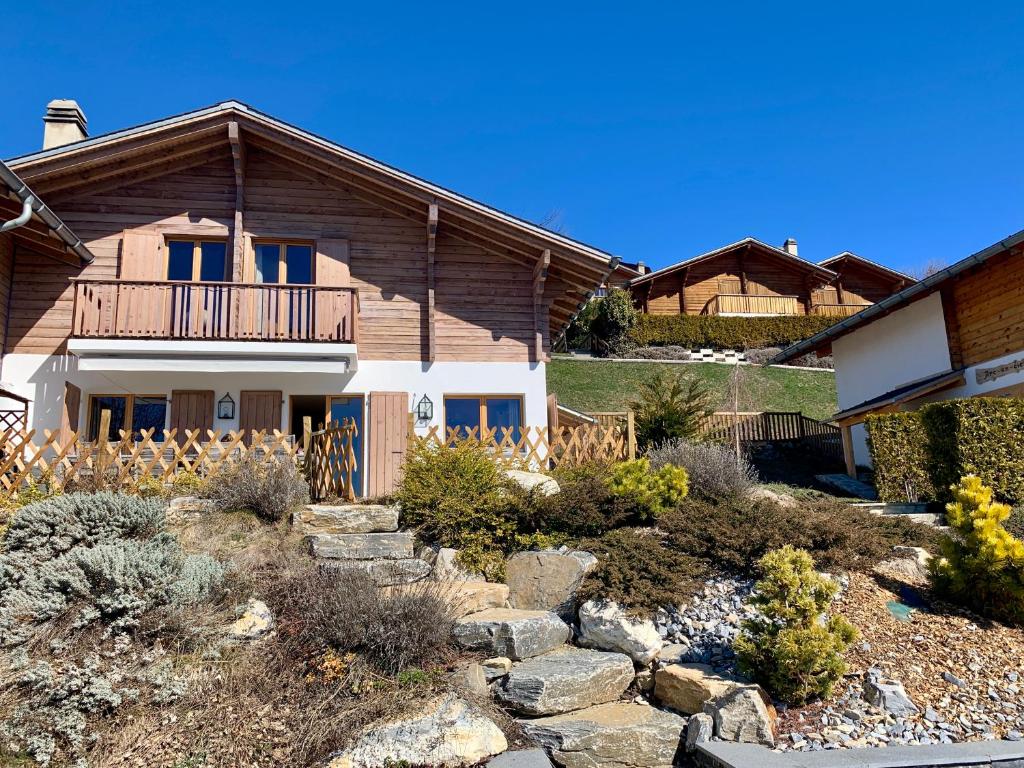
[704,685,776,747]
[310,532,414,560]
[453,662,490,698]
[496,647,634,716]
[421,546,485,582]
[876,546,933,583]
[506,550,597,617]
[654,663,737,715]
[228,598,274,641]
[864,677,918,716]
[520,702,687,768]
[685,712,714,752]
[297,504,398,534]
[454,608,571,660]
[482,657,513,681]
[445,581,510,618]
[578,600,662,664]
[326,694,507,768]
[655,643,690,664]
[321,558,432,586]
[487,749,554,768]
[747,486,798,509]
[505,469,560,497]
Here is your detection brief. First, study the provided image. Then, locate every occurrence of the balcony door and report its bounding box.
[166,240,228,337]
[254,242,314,338]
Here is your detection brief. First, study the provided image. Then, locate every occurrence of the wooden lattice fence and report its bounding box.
[306,419,359,501]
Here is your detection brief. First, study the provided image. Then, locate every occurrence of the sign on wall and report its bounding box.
[976,357,1024,385]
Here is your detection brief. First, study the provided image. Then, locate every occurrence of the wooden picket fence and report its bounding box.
[306,419,359,501]
[702,411,842,459]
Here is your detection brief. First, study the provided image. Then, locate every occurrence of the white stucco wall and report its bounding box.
[0,353,549,440]
[831,292,952,466]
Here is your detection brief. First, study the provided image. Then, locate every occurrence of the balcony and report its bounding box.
[705,293,800,316]
[68,279,359,374]
[810,302,872,318]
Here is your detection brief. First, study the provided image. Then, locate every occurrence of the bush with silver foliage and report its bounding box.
[200,454,309,522]
[647,438,758,500]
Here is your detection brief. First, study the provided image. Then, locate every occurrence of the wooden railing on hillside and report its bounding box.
[810,302,871,318]
[703,411,842,459]
[71,279,359,343]
[705,294,801,316]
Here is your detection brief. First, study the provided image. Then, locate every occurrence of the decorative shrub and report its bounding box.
[564,298,599,350]
[865,412,937,502]
[607,458,688,520]
[629,371,715,449]
[743,346,835,369]
[734,546,857,704]
[629,314,837,350]
[201,455,309,522]
[930,475,1024,625]
[647,438,758,499]
[590,288,638,355]
[577,527,708,612]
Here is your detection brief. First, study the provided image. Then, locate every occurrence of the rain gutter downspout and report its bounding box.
[1,196,33,232]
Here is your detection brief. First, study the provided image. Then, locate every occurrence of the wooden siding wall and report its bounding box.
[833,261,902,304]
[950,246,1024,368]
[0,233,13,353]
[642,249,825,315]
[5,148,540,361]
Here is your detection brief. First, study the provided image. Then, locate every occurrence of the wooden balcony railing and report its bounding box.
[810,302,872,318]
[706,293,800,316]
[71,279,359,343]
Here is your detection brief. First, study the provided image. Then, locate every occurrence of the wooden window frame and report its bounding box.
[165,238,229,282]
[87,393,168,440]
[252,239,315,285]
[442,394,526,435]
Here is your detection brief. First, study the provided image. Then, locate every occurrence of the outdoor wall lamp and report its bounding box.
[416,395,434,421]
[217,393,235,420]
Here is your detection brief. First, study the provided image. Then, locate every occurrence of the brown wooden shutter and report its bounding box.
[238,391,283,437]
[367,391,408,497]
[61,381,81,443]
[120,230,165,280]
[169,390,214,437]
[315,239,350,286]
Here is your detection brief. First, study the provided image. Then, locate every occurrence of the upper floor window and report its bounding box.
[254,242,314,285]
[167,240,228,282]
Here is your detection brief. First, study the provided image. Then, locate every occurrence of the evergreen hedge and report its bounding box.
[628,314,838,350]
[866,398,1024,504]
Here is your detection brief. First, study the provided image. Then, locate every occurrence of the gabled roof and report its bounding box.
[771,227,1024,364]
[6,100,619,340]
[818,251,913,283]
[629,237,837,287]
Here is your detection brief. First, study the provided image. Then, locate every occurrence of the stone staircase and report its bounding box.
[295,503,431,585]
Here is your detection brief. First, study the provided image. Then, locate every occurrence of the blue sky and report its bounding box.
[3,2,1022,274]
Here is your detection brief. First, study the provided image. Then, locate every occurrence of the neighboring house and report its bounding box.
[594,259,647,297]
[627,237,909,318]
[772,228,1024,476]
[0,100,617,495]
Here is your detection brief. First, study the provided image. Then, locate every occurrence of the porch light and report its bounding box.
[416,395,434,421]
[217,393,235,420]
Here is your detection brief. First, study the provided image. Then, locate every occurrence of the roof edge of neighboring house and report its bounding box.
[818,251,914,282]
[0,159,94,263]
[629,237,837,287]
[770,228,1024,364]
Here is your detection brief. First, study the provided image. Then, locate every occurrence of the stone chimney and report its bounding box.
[782,238,799,257]
[636,261,647,274]
[43,99,88,149]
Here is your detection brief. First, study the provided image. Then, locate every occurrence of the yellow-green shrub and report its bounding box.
[734,545,857,704]
[607,458,688,520]
[865,412,937,502]
[930,475,1024,625]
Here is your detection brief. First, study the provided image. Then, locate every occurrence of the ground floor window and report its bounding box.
[87,394,168,441]
[443,395,524,442]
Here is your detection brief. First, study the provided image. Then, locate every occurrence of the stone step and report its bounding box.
[453,608,571,661]
[296,504,399,535]
[321,558,432,586]
[495,647,635,716]
[309,532,414,561]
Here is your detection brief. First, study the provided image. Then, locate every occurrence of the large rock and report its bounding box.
[747,486,798,509]
[482,657,513,681]
[506,550,597,617]
[864,677,918,716]
[487,750,553,768]
[520,702,687,768]
[454,608,570,661]
[452,662,490,698]
[421,546,485,582]
[505,469,560,497]
[310,532,414,560]
[228,598,274,641]
[445,581,510,618]
[704,685,776,747]
[685,712,713,752]
[496,647,634,716]
[577,600,662,664]
[654,663,737,715]
[326,694,507,767]
[321,558,432,585]
[297,504,398,534]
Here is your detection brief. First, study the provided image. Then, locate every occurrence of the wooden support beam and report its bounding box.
[228,122,247,283]
[738,245,749,295]
[644,281,654,313]
[940,285,964,370]
[426,203,438,362]
[840,424,857,478]
[533,249,551,362]
[677,267,689,314]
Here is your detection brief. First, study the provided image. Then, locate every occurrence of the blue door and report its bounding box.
[329,396,364,497]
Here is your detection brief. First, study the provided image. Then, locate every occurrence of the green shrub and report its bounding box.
[629,371,715,449]
[734,546,857,704]
[930,475,1024,625]
[607,458,688,520]
[577,527,708,612]
[565,298,599,350]
[629,314,838,350]
[518,461,633,537]
[590,288,638,355]
[865,412,937,502]
[200,455,309,522]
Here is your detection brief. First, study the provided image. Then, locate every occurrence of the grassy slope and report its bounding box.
[547,358,838,421]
